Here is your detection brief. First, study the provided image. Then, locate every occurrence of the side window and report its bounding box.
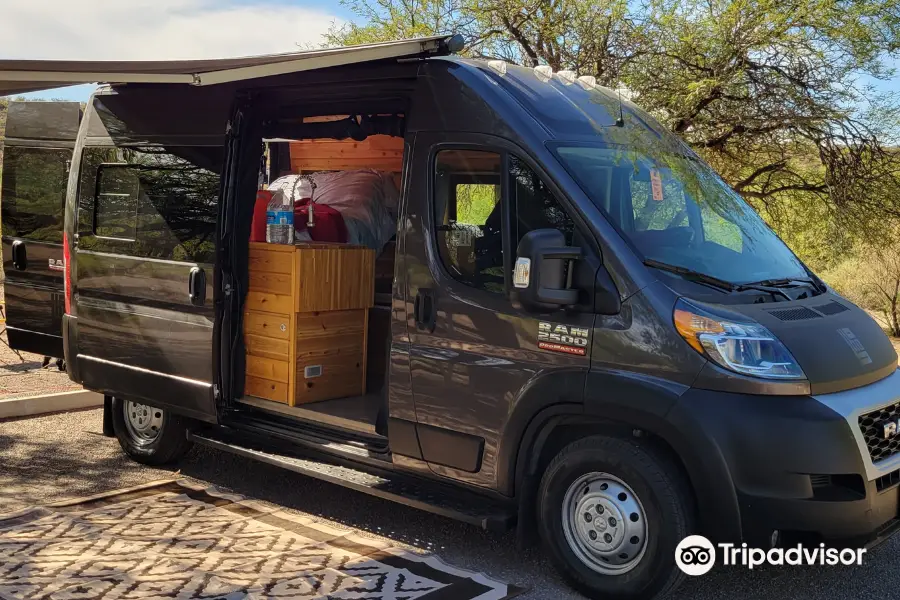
[433,149,504,294]
[509,155,575,246]
[0,146,68,243]
[78,146,222,263]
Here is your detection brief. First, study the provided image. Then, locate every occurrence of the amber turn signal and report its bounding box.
[674,307,725,354]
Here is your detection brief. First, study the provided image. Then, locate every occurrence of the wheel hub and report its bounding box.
[562,473,648,574]
[124,401,163,444]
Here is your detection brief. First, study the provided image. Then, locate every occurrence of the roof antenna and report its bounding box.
[615,87,625,127]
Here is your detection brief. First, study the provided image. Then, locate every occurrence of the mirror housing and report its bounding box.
[513,229,582,312]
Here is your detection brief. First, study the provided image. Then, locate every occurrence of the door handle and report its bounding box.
[189,267,206,306]
[11,241,26,271]
[414,288,436,333]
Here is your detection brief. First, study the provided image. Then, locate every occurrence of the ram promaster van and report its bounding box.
[1,101,81,359]
[3,36,899,599]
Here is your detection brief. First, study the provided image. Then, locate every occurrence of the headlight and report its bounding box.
[674,299,806,380]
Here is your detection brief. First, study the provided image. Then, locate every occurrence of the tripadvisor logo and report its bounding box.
[675,535,866,576]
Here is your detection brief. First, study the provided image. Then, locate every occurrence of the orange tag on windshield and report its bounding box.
[650,169,664,202]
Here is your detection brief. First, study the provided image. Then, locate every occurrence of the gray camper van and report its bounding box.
[5,38,900,599]
[1,101,81,358]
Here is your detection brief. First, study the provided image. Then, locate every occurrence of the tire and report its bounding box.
[111,397,193,466]
[537,435,694,600]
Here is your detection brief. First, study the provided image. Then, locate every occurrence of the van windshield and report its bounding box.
[553,144,808,285]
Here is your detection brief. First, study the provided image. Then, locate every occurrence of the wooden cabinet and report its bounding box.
[244,242,374,405]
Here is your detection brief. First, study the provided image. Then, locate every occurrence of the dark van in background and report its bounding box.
[1,101,80,358]
[4,37,900,600]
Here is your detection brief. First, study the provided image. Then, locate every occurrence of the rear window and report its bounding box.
[1,146,68,243]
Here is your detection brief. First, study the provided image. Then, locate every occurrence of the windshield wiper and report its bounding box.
[736,276,826,297]
[738,277,818,288]
[643,259,736,292]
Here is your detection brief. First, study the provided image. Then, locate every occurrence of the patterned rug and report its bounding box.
[0,480,524,600]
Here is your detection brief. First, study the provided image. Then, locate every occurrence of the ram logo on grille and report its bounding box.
[859,403,900,463]
[882,418,900,440]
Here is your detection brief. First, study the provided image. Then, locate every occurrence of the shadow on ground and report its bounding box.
[2,409,899,600]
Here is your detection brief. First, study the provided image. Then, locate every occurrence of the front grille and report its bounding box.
[767,307,822,321]
[813,301,849,316]
[876,470,900,492]
[859,402,900,462]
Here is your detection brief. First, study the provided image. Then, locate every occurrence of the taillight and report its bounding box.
[63,231,72,315]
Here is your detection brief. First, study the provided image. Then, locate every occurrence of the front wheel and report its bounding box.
[111,397,193,465]
[537,435,694,600]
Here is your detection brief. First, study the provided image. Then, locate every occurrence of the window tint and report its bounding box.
[95,165,138,240]
[433,149,504,294]
[0,147,68,243]
[509,155,575,246]
[78,146,222,263]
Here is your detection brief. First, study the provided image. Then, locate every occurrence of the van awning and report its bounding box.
[0,35,458,96]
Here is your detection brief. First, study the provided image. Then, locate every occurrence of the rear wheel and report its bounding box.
[111,397,193,465]
[537,435,694,600]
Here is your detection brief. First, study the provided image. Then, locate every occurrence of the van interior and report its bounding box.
[231,81,419,452]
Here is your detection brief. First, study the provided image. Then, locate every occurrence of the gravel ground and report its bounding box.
[3,409,900,600]
[0,338,79,399]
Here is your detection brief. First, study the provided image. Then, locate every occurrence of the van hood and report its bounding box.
[724,293,898,395]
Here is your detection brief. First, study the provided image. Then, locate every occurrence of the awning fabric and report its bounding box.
[0,35,455,96]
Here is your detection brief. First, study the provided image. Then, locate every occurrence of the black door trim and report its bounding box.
[77,354,216,422]
[417,422,485,473]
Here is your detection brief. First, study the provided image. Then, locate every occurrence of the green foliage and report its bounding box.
[326,0,900,271]
[456,183,497,224]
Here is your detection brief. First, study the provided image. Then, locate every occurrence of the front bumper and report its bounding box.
[673,369,900,546]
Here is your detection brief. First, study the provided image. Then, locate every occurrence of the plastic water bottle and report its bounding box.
[266,189,294,244]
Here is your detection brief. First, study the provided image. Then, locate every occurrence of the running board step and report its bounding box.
[188,431,516,532]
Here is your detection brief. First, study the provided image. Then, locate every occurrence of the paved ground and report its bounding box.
[2,410,900,599]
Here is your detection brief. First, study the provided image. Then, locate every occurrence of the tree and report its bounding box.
[826,240,900,337]
[0,97,8,138]
[629,0,900,230]
[324,0,900,241]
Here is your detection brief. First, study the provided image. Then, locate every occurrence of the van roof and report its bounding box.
[420,58,684,152]
[0,35,458,96]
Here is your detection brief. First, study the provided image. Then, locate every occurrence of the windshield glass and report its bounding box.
[553,145,807,284]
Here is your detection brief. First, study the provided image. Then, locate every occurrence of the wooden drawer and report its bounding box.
[245,375,289,404]
[246,290,293,314]
[246,355,290,383]
[249,242,293,274]
[244,311,291,340]
[249,270,293,296]
[295,309,366,339]
[245,333,289,361]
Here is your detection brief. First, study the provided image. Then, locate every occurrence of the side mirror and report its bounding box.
[513,229,582,312]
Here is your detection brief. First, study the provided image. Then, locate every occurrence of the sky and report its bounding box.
[0,0,897,103]
[0,0,354,101]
